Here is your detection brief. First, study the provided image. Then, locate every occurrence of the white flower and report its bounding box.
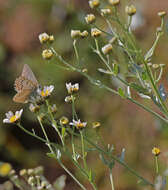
[70,119,87,129]
[39,33,49,44]
[3,109,23,124]
[37,85,54,98]
[66,83,79,94]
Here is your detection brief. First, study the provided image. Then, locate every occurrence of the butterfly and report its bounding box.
[13,64,39,103]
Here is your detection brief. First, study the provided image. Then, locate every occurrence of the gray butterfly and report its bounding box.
[13,64,39,103]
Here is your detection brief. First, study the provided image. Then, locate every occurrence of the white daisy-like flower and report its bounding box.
[39,33,49,44]
[66,83,79,94]
[37,85,54,98]
[3,109,23,124]
[29,103,40,113]
[70,119,87,129]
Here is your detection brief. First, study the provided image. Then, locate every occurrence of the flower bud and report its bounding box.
[39,33,49,44]
[92,121,101,128]
[71,30,81,39]
[125,5,136,16]
[102,44,113,55]
[85,14,96,24]
[89,0,100,9]
[80,30,89,38]
[101,9,111,17]
[49,35,54,43]
[60,116,69,125]
[152,147,161,156]
[91,28,102,37]
[42,49,53,60]
[158,11,166,17]
[152,64,159,69]
[109,0,120,6]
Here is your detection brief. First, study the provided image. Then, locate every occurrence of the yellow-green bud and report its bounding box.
[125,5,136,16]
[85,14,96,24]
[109,0,120,6]
[152,147,161,156]
[158,11,166,17]
[71,30,81,39]
[60,116,69,125]
[89,0,100,9]
[42,49,53,60]
[92,121,101,128]
[80,30,89,38]
[102,44,113,55]
[49,35,54,43]
[91,28,102,37]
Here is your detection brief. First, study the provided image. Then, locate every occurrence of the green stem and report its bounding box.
[80,131,87,170]
[110,169,115,190]
[83,134,154,187]
[46,100,65,146]
[51,49,168,124]
[37,116,54,153]
[58,161,87,190]
[73,39,79,63]
[155,156,159,174]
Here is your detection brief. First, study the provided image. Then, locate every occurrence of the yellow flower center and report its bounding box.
[0,163,12,177]
[152,147,161,156]
[77,123,84,128]
[10,115,17,123]
[41,90,49,97]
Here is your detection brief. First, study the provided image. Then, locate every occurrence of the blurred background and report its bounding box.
[1,0,168,189]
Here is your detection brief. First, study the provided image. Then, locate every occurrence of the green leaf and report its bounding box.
[98,68,112,75]
[118,87,126,98]
[47,153,56,158]
[61,127,66,137]
[113,63,119,76]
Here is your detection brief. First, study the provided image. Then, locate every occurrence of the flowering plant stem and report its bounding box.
[51,47,168,124]
[45,100,65,146]
[109,169,115,190]
[155,156,159,174]
[17,123,87,190]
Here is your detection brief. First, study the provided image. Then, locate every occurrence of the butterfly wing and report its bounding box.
[21,64,39,87]
[13,89,32,103]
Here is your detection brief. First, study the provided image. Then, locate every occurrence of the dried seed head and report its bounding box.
[91,28,102,37]
[85,14,96,24]
[109,0,120,6]
[102,44,113,55]
[89,0,100,9]
[125,5,136,16]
